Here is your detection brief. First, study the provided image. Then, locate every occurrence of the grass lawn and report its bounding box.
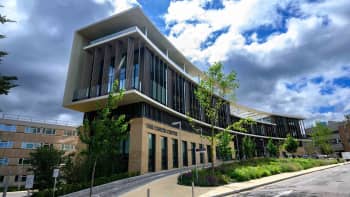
[178,158,342,186]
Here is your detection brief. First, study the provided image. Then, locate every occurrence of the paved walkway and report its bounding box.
[121,162,349,197]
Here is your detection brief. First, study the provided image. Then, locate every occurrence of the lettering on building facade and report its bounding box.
[146,123,178,136]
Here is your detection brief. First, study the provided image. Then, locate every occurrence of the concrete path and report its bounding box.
[121,162,348,197]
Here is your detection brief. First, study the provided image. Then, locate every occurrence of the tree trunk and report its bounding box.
[90,158,97,197]
[211,126,215,175]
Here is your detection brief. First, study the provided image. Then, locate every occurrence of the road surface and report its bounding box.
[233,163,350,197]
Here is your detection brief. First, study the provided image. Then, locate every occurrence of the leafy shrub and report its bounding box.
[178,158,341,186]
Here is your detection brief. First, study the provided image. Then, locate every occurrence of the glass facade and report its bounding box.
[119,55,126,90]
[132,51,140,90]
[0,124,16,132]
[148,133,155,172]
[172,139,178,168]
[161,136,168,170]
[0,141,13,148]
[182,141,188,167]
[150,54,167,105]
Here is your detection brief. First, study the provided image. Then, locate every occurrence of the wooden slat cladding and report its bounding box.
[126,38,135,90]
[101,45,112,95]
[166,68,173,108]
[79,51,93,91]
[142,47,151,95]
[90,48,103,97]
[114,41,122,88]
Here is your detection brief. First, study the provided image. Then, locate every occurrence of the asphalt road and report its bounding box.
[233,163,350,197]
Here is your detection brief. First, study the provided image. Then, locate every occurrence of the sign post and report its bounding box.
[52,169,59,197]
[25,175,35,197]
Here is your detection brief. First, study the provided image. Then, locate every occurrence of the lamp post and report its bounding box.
[171,121,182,167]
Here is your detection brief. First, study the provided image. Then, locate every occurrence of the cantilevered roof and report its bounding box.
[77,6,203,79]
[230,103,305,120]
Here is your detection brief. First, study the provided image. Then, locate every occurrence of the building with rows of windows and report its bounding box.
[63,7,307,174]
[0,114,79,187]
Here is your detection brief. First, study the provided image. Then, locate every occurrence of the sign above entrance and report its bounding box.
[146,124,178,136]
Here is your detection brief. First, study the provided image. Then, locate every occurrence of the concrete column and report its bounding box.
[155,134,161,171]
[128,118,147,174]
[168,138,173,169]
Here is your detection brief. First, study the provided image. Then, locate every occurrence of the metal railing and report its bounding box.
[0,113,80,127]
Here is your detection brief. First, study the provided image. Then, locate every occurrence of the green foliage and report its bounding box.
[28,146,64,190]
[32,172,139,197]
[266,138,279,157]
[178,158,340,186]
[230,118,255,133]
[178,169,230,186]
[242,136,256,159]
[0,6,17,94]
[79,81,128,192]
[188,62,239,173]
[311,122,334,154]
[283,134,298,153]
[216,129,234,161]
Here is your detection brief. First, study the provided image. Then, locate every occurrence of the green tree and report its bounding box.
[266,138,279,157]
[216,129,234,161]
[311,122,333,155]
[29,146,64,190]
[284,134,298,154]
[190,62,239,174]
[242,136,256,159]
[79,81,128,197]
[194,62,238,174]
[0,5,17,95]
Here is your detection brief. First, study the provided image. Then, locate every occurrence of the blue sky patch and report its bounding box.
[202,0,224,10]
[243,24,287,44]
[200,26,230,49]
[285,80,307,92]
[320,85,335,95]
[310,76,324,84]
[318,105,336,113]
[333,76,350,88]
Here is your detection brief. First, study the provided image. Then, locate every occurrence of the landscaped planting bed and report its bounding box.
[178,158,342,186]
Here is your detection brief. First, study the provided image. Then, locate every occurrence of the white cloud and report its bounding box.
[163,0,350,124]
[93,0,140,14]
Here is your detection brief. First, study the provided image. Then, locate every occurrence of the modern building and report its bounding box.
[338,119,350,152]
[306,120,350,155]
[63,7,307,174]
[0,114,79,188]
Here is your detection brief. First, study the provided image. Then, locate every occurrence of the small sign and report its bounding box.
[52,169,60,178]
[25,175,34,189]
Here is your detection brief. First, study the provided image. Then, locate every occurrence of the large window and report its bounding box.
[107,57,115,93]
[199,144,204,164]
[150,54,167,105]
[43,128,55,135]
[21,142,41,149]
[207,145,212,163]
[119,55,126,90]
[172,139,178,168]
[191,142,196,165]
[24,127,41,134]
[0,124,16,132]
[64,130,77,136]
[148,133,156,172]
[0,141,13,148]
[61,144,75,151]
[0,158,8,166]
[182,141,188,167]
[18,158,30,165]
[161,136,168,170]
[132,51,140,90]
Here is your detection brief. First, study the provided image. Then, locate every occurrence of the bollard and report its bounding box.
[147,188,150,197]
[192,181,194,197]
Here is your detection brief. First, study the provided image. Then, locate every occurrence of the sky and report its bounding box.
[0,0,349,127]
